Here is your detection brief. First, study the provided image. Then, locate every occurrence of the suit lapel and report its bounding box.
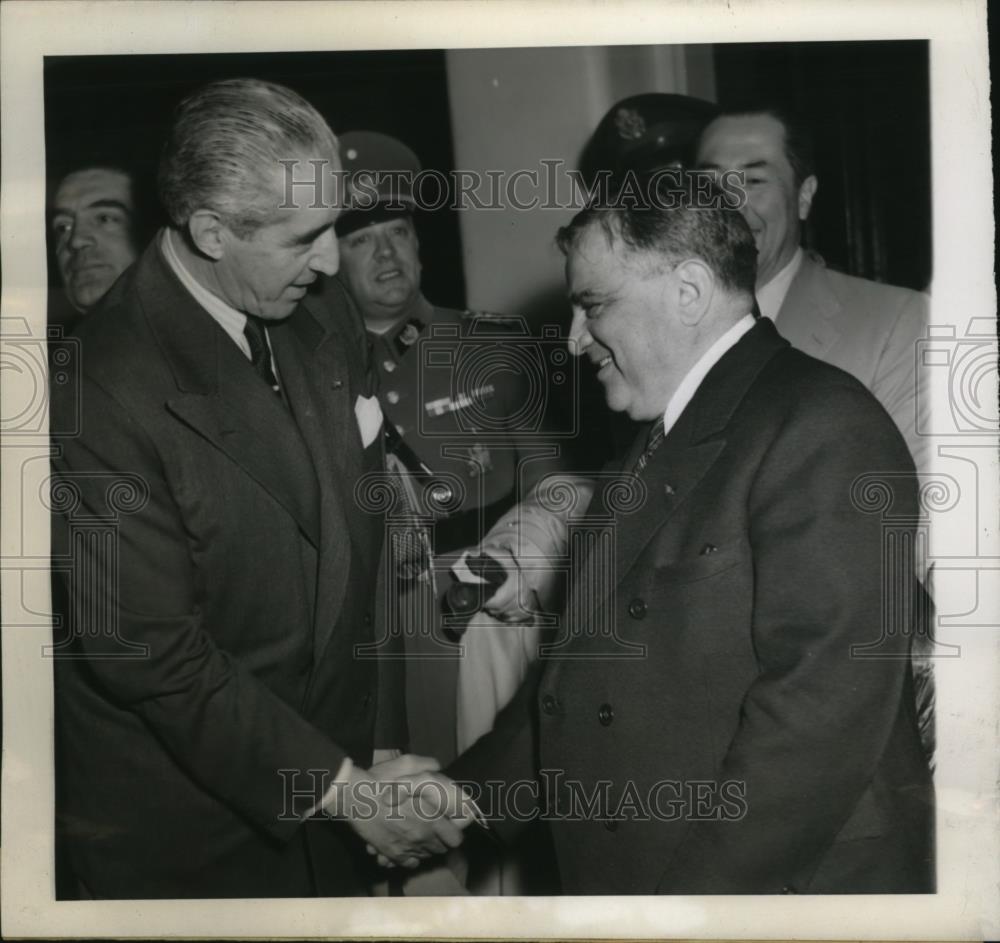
[611,428,726,595]
[562,320,790,645]
[135,241,321,548]
[775,254,842,359]
[280,285,367,659]
[167,387,321,550]
[274,296,362,488]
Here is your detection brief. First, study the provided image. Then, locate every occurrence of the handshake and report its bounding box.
[327,753,480,869]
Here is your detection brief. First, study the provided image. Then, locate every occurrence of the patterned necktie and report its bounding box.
[243,316,279,391]
[632,420,666,475]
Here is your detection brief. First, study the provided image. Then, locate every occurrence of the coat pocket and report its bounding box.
[653,542,750,585]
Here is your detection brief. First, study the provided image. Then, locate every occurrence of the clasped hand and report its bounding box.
[341,753,477,868]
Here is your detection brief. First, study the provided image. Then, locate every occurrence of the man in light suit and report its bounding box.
[448,173,934,893]
[50,78,468,899]
[696,106,929,471]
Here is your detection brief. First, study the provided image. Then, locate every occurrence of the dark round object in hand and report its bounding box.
[442,554,509,637]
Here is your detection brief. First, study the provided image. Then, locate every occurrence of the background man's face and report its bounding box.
[697,113,813,288]
[566,224,684,422]
[337,216,422,325]
[215,157,341,321]
[52,168,137,313]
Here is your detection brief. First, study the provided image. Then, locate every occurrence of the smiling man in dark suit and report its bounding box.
[49,78,469,900]
[449,172,934,894]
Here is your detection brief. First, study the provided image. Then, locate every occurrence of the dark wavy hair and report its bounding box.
[712,102,816,186]
[556,170,758,298]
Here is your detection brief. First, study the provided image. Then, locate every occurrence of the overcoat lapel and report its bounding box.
[135,242,321,548]
[612,429,726,591]
[559,320,790,657]
[274,297,362,487]
[272,291,361,660]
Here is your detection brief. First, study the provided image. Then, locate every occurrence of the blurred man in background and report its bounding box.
[49,165,139,319]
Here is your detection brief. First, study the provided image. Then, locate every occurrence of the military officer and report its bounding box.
[334,130,583,895]
[335,131,570,767]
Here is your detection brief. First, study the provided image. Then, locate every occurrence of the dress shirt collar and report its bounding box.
[160,228,252,359]
[661,313,757,437]
[755,246,803,322]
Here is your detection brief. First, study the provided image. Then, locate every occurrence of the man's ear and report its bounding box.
[798,175,818,222]
[187,209,227,261]
[673,258,714,326]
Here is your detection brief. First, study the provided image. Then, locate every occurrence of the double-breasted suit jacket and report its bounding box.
[50,240,403,898]
[451,318,934,894]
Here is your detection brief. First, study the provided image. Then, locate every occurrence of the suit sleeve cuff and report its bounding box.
[302,757,354,819]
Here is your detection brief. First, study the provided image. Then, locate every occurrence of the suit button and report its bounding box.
[603,818,619,832]
[598,703,614,726]
[386,390,400,404]
[628,598,646,619]
[363,612,372,626]
[781,884,797,894]
[331,379,344,390]
[541,694,557,715]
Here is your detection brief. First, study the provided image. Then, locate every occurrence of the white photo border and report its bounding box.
[1,0,996,938]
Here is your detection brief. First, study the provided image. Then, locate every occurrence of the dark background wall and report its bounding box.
[713,39,931,292]
[44,50,466,318]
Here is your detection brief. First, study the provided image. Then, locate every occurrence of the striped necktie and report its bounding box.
[243,316,280,392]
[633,420,666,475]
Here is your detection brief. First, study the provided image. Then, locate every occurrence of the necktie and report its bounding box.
[243,316,280,391]
[632,420,666,475]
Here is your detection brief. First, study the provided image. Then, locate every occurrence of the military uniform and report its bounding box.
[362,286,562,765]
[334,129,572,892]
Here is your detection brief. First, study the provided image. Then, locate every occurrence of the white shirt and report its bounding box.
[755,246,803,323]
[661,314,757,437]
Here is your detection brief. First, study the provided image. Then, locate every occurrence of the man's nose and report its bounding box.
[310,228,339,276]
[373,232,396,259]
[69,219,95,251]
[567,308,591,357]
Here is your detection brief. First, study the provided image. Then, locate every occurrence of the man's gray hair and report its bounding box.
[158,78,338,238]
